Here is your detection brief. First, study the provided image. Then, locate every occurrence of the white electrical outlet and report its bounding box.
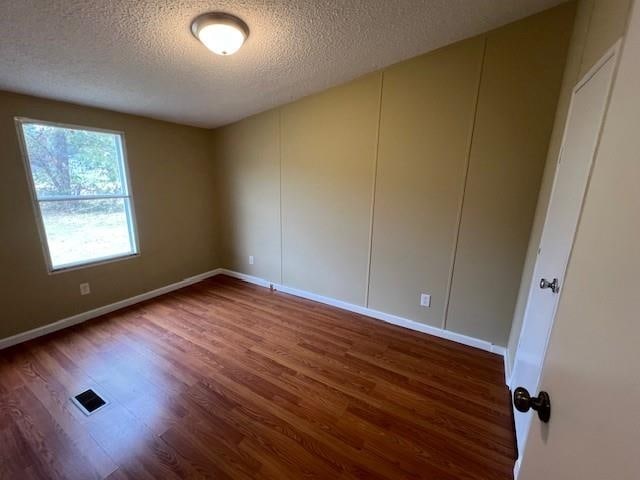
[420,293,431,307]
[80,283,91,296]
[249,255,254,265]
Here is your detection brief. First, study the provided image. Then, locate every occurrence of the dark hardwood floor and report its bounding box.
[0,275,516,479]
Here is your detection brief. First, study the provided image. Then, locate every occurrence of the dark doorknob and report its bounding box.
[513,387,551,423]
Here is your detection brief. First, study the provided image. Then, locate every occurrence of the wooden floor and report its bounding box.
[0,275,516,479]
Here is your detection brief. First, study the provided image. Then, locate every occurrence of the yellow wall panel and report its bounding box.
[367,37,484,327]
[213,110,281,283]
[447,5,575,344]
[281,74,381,304]
[211,4,576,346]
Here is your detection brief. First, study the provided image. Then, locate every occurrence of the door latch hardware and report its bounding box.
[539,277,560,293]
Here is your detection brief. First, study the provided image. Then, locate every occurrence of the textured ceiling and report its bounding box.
[0,0,568,128]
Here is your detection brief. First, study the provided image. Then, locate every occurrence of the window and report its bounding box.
[16,119,139,272]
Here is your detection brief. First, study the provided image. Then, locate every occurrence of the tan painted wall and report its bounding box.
[368,37,484,327]
[580,0,633,76]
[212,110,281,283]
[506,0,632,368]
[281,74,382,304]
[213,4,575,346]
[520,1,639,475]
[447,5,575,345]
[0,91,219,340]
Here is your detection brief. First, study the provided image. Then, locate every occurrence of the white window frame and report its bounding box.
[15,117,140,274]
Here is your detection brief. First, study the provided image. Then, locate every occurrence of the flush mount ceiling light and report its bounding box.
[191,12,249,56]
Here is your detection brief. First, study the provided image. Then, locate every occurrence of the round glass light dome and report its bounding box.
[191,13,249,56]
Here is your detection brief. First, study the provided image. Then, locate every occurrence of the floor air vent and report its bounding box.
[72,389,108,415]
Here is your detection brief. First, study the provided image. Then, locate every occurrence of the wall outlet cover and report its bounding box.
[420,293,431,307]
[249,256,254,265]
[80,283,91,295]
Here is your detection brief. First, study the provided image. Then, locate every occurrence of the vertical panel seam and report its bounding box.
[278,108,284,285]
[442,36,488,330]
[364,72,385,307]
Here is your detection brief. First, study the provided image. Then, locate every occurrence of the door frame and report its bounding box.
[510,39,622,475]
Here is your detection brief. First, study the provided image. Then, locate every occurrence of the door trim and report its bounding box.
[511,39,622,390]
[510,41,622,476]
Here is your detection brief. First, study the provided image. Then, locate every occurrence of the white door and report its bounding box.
[519,4,640,476]
[510,45,619,456]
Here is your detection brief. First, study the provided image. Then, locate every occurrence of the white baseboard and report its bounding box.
[0,268,222,351]
[218,269,507,360]
[514,457,522,479]
[1,266,510,386]
[217,269,272,289]
[503,346,512,387]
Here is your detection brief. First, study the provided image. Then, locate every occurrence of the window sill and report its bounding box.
[48,252,140,275]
